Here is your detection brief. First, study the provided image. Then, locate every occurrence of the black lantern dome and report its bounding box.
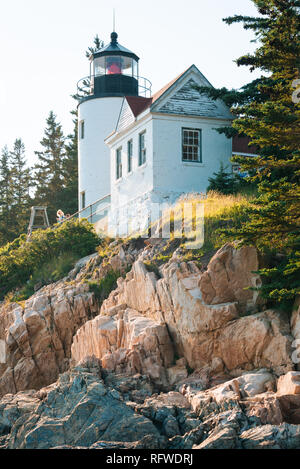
[93,32,139,62]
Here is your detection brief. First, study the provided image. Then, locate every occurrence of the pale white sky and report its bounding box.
[0,0,261,165]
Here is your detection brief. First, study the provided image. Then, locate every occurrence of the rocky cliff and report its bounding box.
[0,239,299,449]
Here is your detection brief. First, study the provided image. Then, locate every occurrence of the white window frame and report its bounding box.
[80,191,86,210]
[182,128,202,163]
[127,139,133,173]
[139,131,146,166]
[116,147,122,180]
[80,120,85,140]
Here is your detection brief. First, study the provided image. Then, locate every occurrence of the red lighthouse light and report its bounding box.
[107,57,122,75]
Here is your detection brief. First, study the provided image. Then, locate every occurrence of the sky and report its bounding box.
[0,0,261,166]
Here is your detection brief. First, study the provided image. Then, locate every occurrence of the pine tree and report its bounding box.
[85,34,104,58]
[197,0,300,310]
[73,35,105,101]
[207,162,238,194]
[34,111,66,223]
[10,139,32,236]
[0,146,14,243]
[61,109,78,215]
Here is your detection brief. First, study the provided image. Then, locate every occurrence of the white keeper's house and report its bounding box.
[77,32,256,233]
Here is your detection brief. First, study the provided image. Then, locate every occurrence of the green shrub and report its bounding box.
[88,270,121,306]
[207,163,239,195]
[12,252,79,302]
[207,162,256,196]
[143,261,161,278]
[0,219,99,299]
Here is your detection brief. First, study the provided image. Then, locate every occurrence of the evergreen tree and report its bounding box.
[34,111,66,223]
[73,35,104,101]
[197,0,300,309]
[207,162,238,194]
[10,139,32,235]
[0,146,14,243]
[85,34,104,58]
[62,109,78,215]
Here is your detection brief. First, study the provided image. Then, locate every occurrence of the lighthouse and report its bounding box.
[77,32,151,211]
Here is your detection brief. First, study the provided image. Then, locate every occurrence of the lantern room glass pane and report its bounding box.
[94,57,105,76]
[122,57,133,76]
[93,55,138,77]
[132,59,138,77]
[106,56,122,75]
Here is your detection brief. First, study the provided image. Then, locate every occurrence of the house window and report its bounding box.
[127,140,133,173]
[182,128,202,162]
[79,120,85,139]
[116,147,122,180]
[139,131,146,166]
[80,191,86,210]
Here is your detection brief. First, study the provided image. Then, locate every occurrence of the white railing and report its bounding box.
[58,194,111,226]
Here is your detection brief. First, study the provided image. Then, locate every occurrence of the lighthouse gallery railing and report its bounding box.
[77,74,152,98]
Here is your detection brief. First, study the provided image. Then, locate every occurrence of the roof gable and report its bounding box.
[115,98,135,133]
[151,66,232,119]
[115,96,152,133]
[150,68,190,104]
[114,65,232,136]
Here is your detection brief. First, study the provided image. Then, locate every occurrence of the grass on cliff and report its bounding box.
[179,191,250,257]
[87,270,121,307]
[144,191,252,271]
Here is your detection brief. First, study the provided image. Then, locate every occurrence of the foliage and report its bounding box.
[143,261,161,278]
[0,146,14,243]
[87,270,121,306]
[12,252,80,302]
[10,139,32,231]
[33,111,78,223]
[0,111,79,247]
[196,0,300,309]
[0,219,99,299]
[34,111,67,223]
[150,192,251,268]
[256,245,300,312]
[96,237,118,260]
[62,109,79,216]
[207,162,241,194]
[73,35,105,101]
[85,34,104,58]
[0,140,32,245]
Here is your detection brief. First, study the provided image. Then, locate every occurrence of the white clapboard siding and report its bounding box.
[116,99,135,133]
[156,79,230,119]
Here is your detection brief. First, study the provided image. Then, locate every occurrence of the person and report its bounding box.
[56,209,65,224]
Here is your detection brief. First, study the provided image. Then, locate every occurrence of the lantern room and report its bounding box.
[88,32,140,98]
[92,32,139,78]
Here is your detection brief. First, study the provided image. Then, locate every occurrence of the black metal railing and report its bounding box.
[76,74,152,98]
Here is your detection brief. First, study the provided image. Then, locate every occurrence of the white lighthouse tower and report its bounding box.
[77,32,151,212]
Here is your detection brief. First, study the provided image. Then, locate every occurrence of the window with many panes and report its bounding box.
[182,128,202,162]
[139,131,146,166]
[127,140,133,173]
[116,147,122,180]
[80,120,85,139]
